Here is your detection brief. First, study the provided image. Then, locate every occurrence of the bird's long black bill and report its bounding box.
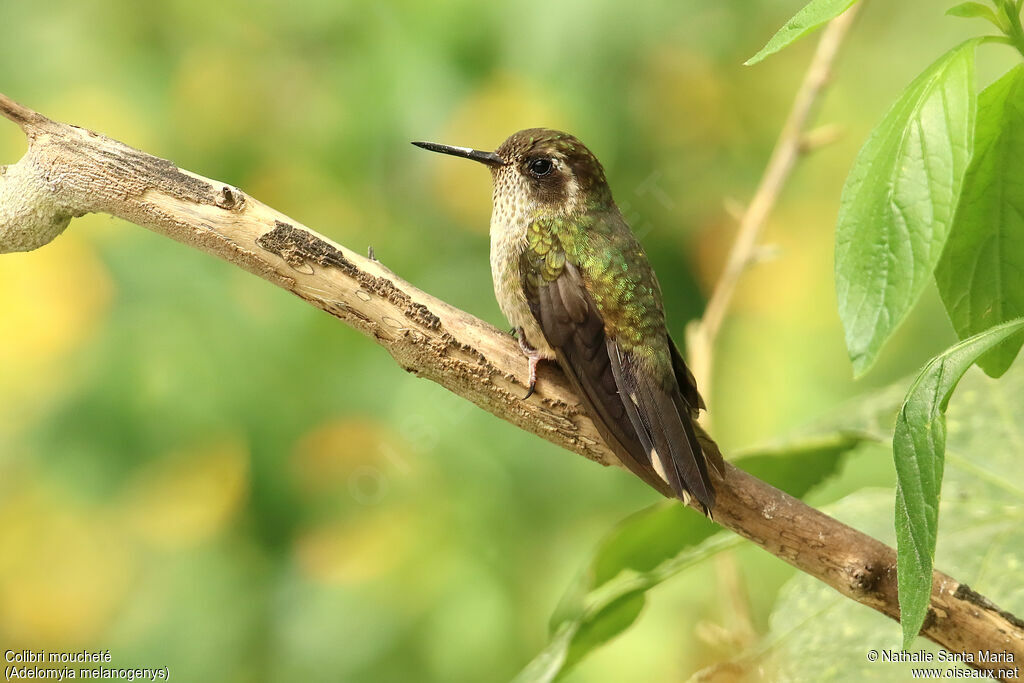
[412,141,504,167]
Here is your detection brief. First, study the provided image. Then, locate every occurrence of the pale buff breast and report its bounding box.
[489,171,556,358]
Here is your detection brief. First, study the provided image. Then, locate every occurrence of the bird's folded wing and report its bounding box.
[525,257,715,509]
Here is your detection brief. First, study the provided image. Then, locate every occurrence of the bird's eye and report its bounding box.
[528,158,554,177]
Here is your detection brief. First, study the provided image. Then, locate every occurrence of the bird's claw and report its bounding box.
[515,327,541,400]
[523,354,540,400]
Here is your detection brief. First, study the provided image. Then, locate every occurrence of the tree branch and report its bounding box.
[0,93,1020,678]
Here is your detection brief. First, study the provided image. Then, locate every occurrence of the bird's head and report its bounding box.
[413,128,613,217]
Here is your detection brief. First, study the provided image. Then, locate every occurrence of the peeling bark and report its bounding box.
[0,93,1020,678]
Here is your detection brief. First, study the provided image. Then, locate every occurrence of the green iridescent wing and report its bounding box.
[520,214,717,511]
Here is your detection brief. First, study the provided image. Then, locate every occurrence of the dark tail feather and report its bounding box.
[607,340,717,513]
[668,333,725,482]
[636,374,715,511]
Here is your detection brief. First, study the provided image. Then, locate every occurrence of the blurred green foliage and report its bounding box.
[0,1,1019,681]
[766,367,1024,681]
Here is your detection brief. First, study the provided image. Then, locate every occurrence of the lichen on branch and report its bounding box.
[0,92,1020,676]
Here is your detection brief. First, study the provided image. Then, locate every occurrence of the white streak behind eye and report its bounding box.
[561,160,582,213]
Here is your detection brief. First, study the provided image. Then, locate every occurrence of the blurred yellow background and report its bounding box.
[0,1,1016,681]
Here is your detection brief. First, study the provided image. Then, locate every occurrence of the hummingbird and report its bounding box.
[413,129,723,514]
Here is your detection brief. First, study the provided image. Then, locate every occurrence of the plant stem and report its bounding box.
[685,5,861,414]
[2,91,1022,677]
[998,0,1024,57]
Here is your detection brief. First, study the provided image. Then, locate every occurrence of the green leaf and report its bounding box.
[560,592,646,674]
[745,0,859,65]
[515,533,739,683]
[836,41,979,376]
[936,65,1024,378]
[578,431,866,599]
[713,365,1024,680]
[946,2,1006,30]
[520,431,871,682]
[512,623,577,683]
[588,503,718,590]
[545,502,718,637]
[761,485,1024,680]
[893,318,1024,648]
[733,431,872,499]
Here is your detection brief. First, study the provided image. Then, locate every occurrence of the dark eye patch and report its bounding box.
[528,158,554,177]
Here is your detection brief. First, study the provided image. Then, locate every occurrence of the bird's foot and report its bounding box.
[514,327,543,400]
[513,327,533,354]
[523,354,542,400]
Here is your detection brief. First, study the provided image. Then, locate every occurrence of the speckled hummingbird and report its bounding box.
[413,129,723,514]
